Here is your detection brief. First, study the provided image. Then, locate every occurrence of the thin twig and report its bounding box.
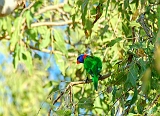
[35,0,68,16]
[132,27,136,43]
[70,86,73,103]
[20,1,35,16]
[144,94,160,114]
[48,73,111,115]
[108,88,132,114]
[28,44,77,57]
[0,35,10,40]
[31,20,80,27]
[36,92,53,116]
[136,13,154,40]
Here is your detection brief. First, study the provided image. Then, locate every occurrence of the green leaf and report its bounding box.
[129,21,141,27]
[157,5,160,29]
[10,17,23,51]
[126,64,138,87]
[100,25,109,37]
[112,86,117,102]
[43,80,59,88]
[43,81,52,88]
[64,110,71,116]
[37,26,51,49]
[2,18,7,30]
[85,19,93,30]
[78,97,93,109]
[14,17,23,27]
[81,0,88,26]
[124,0,129,9]
[0,19,2,32]
[31,1,43,12]
[105,0,110,17]
[106,37,122,47]
[25,10,33,28]
[26,28,38,41]
[48,86,59,95]
[37,26,48,35]
[127,113,136,116]
[90,5,97,15]
[13,45,20,69]
[10,30,19,51]
[63,4,72,12]
[112,71,127,85]
[56,110,65,115]
[122,22,131,37]
[39,30,51,49]
[141,68,151,94]
[56,109,71,116]
[138,58,146,73]
[22,53,27,60]
[82,0,89,12]
[137,100,144,114]
[43,11,51,18]
[21,49,33,74]
[53,29,67,54]
[140,0,146,7]
[34,54,41,60]
[130,88,138,105]
[6,17,12,35]
[54,54,65,75]
[111,107,115,116]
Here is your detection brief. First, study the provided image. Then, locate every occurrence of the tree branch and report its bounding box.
[28,44,76,57]
[144,94,160,115]
[31,20,80,27]
[0,35,77,57]
[48,73,111,115]
[20,1,35,16]
[35,1,67,16]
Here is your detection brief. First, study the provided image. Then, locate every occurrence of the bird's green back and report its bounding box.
[84,56,102,90]
[84,56,102,76]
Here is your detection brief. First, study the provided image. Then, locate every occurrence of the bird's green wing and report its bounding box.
[84,57,94,76]
[84,56,102,75]
[93,56,102,74]
[84,56,102,90]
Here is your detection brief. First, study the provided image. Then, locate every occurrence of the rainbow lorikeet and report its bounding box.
[77,54,102,91]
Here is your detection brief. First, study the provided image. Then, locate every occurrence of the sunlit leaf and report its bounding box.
[53,29,67,54]
[25,10,33,28]
[126,63,138,87]
[63,4,72,12]
[106,37,122,47]
[39,30,51,49]
[54,54,65,75]
[130,88,138,105]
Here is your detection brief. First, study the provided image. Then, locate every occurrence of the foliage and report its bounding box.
[0,0,160,115]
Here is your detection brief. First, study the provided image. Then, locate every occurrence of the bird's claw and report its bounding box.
[99,74,102,78]
[85,77,89,83]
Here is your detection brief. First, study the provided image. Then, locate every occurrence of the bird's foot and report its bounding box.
[99,74,102,78]
[85,77,89,83]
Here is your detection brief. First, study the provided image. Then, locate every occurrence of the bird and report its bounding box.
[77,54,102,91]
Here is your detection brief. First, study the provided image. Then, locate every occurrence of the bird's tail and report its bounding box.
[92,75,98,91]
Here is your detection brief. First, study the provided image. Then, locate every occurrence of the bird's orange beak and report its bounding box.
[77,60,80,64]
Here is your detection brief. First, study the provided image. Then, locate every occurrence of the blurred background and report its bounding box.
[0,0,160,116]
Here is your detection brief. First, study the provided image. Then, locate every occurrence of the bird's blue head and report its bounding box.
[77,54,88,64]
